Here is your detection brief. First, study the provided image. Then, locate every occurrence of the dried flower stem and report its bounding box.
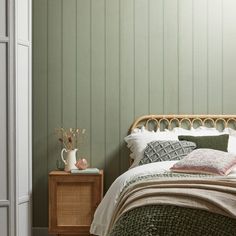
[55,127,86,150]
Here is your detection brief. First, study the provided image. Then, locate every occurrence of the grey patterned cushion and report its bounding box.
[139,140,196,165]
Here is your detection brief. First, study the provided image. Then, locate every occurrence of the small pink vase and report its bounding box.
[75,158,89,170]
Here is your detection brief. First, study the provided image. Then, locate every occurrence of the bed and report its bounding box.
[90,115,236,236]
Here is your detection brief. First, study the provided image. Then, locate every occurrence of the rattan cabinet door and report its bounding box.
[48,171,103,235]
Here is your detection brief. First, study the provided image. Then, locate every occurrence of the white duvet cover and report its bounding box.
[90,161,236,236]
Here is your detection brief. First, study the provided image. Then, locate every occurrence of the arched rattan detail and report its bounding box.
[169,118,180,129]
[191,118,204,127]
[179,118,192,129]
[145,118,159,131]
[215,118,227,128]
[203,118,216,128]
[226,118,236,128]
[130,114,236,133]
[159,118,171,130]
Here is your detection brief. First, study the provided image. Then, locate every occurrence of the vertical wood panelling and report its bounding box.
[223,0,236,113]
[179,0,193,114]
[105,0,120,188]
[91,0,105,168]
[163,0,178,114]
[149,0,164,114]
[208,0,222,114]
[134,0,149,117]
[48,0,62,171]
[120,0,134,172]
[33,0,236,227]
[76,0,91,163]
[0,43,7,200]
[193,0,208,114]
[33,0,48,227]
[62,0,77,128]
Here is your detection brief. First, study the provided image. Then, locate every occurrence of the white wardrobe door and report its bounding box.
[17,45,29,199]
[16,0,32,234]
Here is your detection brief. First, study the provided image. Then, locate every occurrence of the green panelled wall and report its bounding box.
[33,0,236,227]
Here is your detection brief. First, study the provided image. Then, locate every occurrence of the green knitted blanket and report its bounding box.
[109,205,236,236]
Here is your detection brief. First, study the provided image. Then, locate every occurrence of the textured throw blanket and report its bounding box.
[107,174,236,235]
[109,205,236,236]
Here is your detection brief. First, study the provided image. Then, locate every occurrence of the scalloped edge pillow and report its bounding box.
[170,149,236,176]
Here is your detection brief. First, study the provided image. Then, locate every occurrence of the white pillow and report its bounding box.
[228,135,236,154]
[169,126,221,136]
[224,127,236,136]
[124,128,178,168]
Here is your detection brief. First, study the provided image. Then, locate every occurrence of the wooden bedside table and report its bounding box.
[48,170,103,236]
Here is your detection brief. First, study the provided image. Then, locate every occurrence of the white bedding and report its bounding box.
[90,161,236,236]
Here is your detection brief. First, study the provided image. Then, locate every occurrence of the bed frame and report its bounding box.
[130,114,236,132]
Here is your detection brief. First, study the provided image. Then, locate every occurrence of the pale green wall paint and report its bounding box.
[33,0,236,227]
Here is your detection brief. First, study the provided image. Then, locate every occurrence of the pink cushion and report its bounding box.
[170,149,236,175]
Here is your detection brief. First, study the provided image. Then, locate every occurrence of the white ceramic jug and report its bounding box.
[61,148,78,172]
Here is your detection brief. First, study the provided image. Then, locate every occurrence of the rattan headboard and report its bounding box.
[130,114,236,133]
[128,114,236,166]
